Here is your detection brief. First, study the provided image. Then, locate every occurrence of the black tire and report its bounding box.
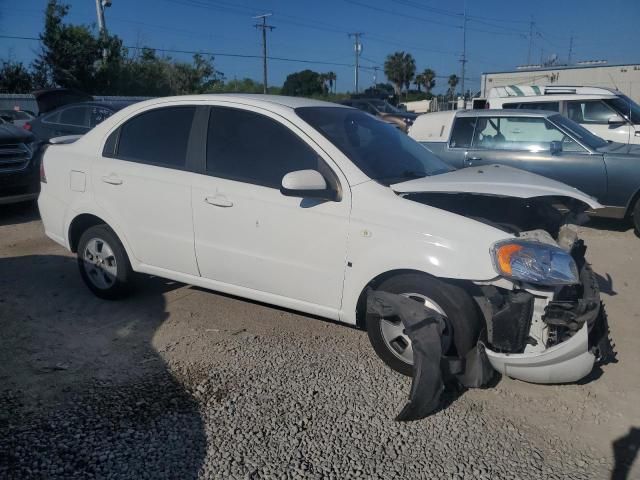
[633,199,640,237]
[77,224,133,300]
[366,273,482,376]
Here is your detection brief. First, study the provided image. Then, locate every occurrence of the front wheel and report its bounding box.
[77,225,133,300]
[366,273,482,376]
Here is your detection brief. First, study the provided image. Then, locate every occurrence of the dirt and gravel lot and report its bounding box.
[0,203,639,479]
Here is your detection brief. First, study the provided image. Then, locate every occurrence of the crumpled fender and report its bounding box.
[367,290,495,421]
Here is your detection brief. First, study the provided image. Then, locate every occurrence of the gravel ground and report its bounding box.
[0,204,638,479]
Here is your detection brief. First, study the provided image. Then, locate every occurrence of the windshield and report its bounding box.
[296,106,452,185]
[369,100,402,114]
[549,114,608,149]
[604,95,640,124]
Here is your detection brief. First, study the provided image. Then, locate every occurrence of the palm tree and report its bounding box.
[414,73,424,92]
[383,51,416,97]
[447,74,459,99]
[421,68,436,96]
[326,71,336,94]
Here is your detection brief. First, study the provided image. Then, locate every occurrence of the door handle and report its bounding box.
[101,174,123,185]
[205,195,233,208]
[465,156,482,166]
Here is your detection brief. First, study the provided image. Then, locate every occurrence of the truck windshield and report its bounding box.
[296,106,452,185]
[550,114,609,149]
[604,95,640,124]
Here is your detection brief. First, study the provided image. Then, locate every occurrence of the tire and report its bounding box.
[633,199,640,237]
[77,225,133,300]
[366,273,482,376]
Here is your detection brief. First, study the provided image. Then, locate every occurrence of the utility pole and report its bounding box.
[95,0,111,60]
[460,0,467,105]
[527,16,535,65]
[373,66,379,86]
[254,14,274,94]
[567,35,574,65]
[348,33,363,93]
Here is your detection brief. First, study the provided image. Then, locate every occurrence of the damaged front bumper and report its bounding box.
[481,261,609,384]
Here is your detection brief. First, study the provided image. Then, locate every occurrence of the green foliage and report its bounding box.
[0,61,34,93]
[447,74,460,97]
[416,68,436,95]
[383,52,416,97]
[281,69,326,97]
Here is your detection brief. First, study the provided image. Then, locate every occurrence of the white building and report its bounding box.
[480,62,640,103]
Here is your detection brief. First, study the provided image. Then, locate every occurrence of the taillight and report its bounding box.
[23,122,32,131]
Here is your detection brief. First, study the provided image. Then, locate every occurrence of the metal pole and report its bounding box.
[349,33,363,93]
[254,14,274,94]
[460,0,467,105]
[568,35,574,65]
[95,0,108,60]
[527,16,534,65]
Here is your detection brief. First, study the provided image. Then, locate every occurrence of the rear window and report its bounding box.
[115,106,195,168]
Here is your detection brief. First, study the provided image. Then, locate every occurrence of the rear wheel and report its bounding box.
[77,225,133,300]
[366,273,481,376]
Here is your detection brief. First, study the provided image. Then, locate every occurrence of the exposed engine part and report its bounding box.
[367,290,494,421]
[478,286,534,353]
[404,192,589,239]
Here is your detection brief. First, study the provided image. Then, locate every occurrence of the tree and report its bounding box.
[414,73,424,92]
[383,51,416,97]
[0,61,34,93]
[447,74,459,98]
[419,68,436,96]
[326,71,336,94]
[281,70,325,97]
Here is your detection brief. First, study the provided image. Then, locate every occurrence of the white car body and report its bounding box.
[38,94,604,384]
[486,85,640,145]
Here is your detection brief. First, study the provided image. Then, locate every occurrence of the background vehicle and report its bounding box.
[409,109,640,232]
[485,85,640,145]
[0,109,35,129]
[38,94,605,385]
[339,98,417,131]
[28,100,132,143]
[0,117,39,205]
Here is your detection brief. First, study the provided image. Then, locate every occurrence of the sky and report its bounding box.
[1,0,639,94]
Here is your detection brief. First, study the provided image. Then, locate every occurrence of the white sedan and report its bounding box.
[38,94,606,384]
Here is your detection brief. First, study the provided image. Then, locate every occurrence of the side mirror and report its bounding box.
[280,169,338,201]
[550,140,563,155]
[608,114,626,125]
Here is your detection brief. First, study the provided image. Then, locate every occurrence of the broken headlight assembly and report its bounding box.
[491,240,579,286]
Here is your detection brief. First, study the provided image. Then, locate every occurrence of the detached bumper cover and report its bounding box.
[485,264,607,384]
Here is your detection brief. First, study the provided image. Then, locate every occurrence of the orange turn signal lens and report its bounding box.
[496,243,523,276]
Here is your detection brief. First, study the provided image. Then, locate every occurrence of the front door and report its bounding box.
[464,115,608,202]
[565,99,632,145]
[191,105,351,312]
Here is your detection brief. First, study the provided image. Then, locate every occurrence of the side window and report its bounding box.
[58,106,89,127]
[90,107,114,127]
[566,100,616,124]
[206,107,322,188]
[115,106,195,168]
[449,117,476,148]
[503,102,559,111]
[472,116,584,152]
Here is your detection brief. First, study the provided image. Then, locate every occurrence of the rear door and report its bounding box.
[191,105,351,312]
[93,105,200,275]
[464,115,607,201]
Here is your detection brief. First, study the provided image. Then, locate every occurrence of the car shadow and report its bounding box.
[611,427,640,480]
[0,201,40,227]
[585,216,633,233]
[0,255,206,479]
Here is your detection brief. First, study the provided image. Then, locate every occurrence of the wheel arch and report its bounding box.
[625,187,640,218]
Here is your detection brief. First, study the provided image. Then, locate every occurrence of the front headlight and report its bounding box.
[491,240,579,286]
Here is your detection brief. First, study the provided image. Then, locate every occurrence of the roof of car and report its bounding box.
[456,108,558,118]
[133,94,348,110]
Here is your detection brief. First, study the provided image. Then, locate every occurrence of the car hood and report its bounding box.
[391,164,602,210]
[0,122,34,144]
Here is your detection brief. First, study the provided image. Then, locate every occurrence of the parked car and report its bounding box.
[0,109,35,129]
[39,94,607,385]
[483,85,640,145]
[0,117,39,205]
[339,98,417,132]
[409,109,640,232]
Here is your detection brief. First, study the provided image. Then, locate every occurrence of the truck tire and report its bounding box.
[77,225,133,300]
[366,273,482,376]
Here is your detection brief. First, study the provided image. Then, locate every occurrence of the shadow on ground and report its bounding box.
[611,427,640,480]
[0,201,40,227]
[0,254,206,479]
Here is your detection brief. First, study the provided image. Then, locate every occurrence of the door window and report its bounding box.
[503,101,560,111]
[206,107,322,188]
[566,100,617,124]
[471,116,584,152]
[115,106,195,168]
[58,106,89,127]
[449,117,476,148]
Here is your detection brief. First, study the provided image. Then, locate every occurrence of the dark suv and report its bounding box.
[339,98,418,132]
[0,118,39,205]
